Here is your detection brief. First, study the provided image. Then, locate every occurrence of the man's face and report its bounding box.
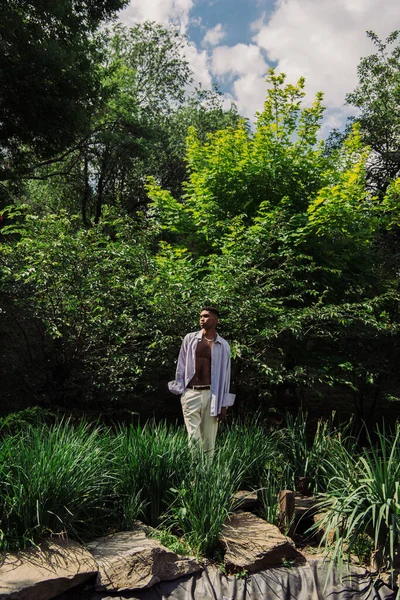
[200,310,218,331]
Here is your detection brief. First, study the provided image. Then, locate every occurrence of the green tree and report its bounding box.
[149,70,329,251]
[346,30,400,194]
[23,22,240,223]
[0,205,199,402]
[149,72,400,420]
[0,0,128,182]
[2,69,399,420]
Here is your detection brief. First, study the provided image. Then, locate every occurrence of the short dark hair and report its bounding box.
[200,306,220,317]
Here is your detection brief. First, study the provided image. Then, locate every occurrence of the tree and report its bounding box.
[149,72,400,420]
[0,205,199,403]
[3,68,399,420]
[22,22,240,223]
[0,0,128,181]
[149,70,330,252]
[346,30,400,194]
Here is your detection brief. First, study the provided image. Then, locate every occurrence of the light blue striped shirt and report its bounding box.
[168,330,236,416]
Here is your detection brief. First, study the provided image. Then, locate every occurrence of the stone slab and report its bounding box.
[0,539,97,600]
[221,511,305,572]
[233,490,259,511]
[295,495,319,518]
[87,529,201,592]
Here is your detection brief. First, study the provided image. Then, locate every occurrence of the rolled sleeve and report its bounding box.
[168,379,185,395]
[222,392,236,407]
[221,347,235,408]
[168,334,190,396]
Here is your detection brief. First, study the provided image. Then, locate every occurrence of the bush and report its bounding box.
[313,424,400,582]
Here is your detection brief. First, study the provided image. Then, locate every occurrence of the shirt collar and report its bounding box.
[196,330,221,343]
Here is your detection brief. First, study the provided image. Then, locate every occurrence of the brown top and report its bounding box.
[188,337,212,386]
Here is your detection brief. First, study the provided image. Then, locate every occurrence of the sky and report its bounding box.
[118,0,400,136]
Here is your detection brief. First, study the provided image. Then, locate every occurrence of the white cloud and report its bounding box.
[211,43,269,79]
[118,0,194,33]
[117,0,400,129]
[202,23,227,47]
[184,43,213,90]
[252,0,400,111]
[118,0,212,92]
[232,73,269,120]
[209,44,270,119]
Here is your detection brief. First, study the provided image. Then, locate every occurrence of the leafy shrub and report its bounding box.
[313,424,400,581]
[0,206,199,402]
[0,406,55,436]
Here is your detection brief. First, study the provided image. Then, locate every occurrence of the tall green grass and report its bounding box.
[282,410,357,493]
[113,421,189,527]
[218,415,291,525]
[0,407,396,571]
[0,418,191,549]
[165,443,246,557]
[0,420,115,549]
[312,424,400,584]
[219,414,284,491]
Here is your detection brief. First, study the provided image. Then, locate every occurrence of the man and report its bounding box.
[168,306,235,454]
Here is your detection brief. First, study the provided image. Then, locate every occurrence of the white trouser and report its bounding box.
[180,388,218,455]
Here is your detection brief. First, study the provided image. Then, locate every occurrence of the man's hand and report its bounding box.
[219,407,227,422]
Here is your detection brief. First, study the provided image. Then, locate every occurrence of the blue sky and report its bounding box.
[187,0,270,48]
[119,0,400,136]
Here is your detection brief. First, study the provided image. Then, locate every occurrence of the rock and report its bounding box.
[221,511,305,573]
[87,528,202,592]
[295,495,319,518]
[0,539,97,600]
[233,490,259,511]
[313,512,336,544]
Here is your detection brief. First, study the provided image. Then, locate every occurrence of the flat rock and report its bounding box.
[295,495,318,518]
[87,528,201,592]
[233,490,259,511]
[313,512,335,544]
[0,539,97,600]
[221,511,305,572]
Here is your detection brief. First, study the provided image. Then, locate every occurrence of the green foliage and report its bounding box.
[0,413,254,553]
[0,407,54,436]
[346,30,400,193]
[150,70,329,245]
[114,422,189,526]
[381,177,400,229]
[0,420,115,549]
[166,444,245,557]
[20,22,240,222]
[313,425,400,582]
[148,528,192,556]
[218,414,283,491]
[282,411,357,493]
[2,59,400,419]
[0,0,128,177]
[0,205,199,399]
[0,408,398,578]
[258,469,286,527]
[148,71,400,417]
